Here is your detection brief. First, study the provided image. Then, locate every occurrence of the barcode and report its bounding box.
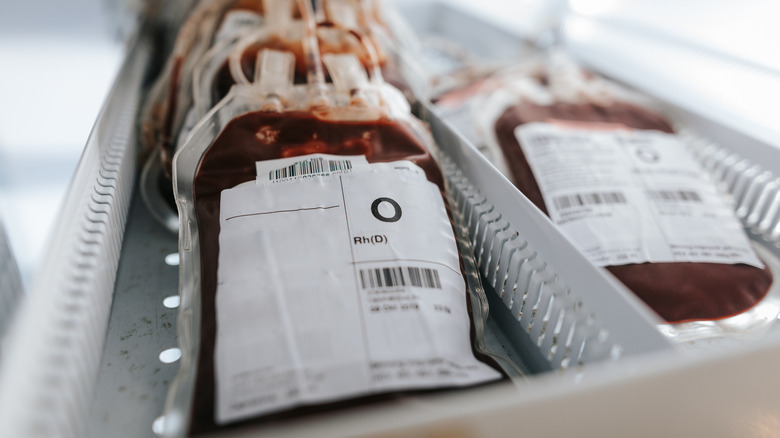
[648,190,702,203]
[553,192,627,209]
[359,266,442,290]
[269,157,353,180]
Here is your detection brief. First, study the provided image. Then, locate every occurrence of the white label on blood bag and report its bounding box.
[215,158,500,424]
[515,122,762,268]
[255,154,370,184]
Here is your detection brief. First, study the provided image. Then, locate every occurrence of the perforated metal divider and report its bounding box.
[422,103,673,372]
[685,131,780,253]
[445,161,611,372]
[0,34,152,438]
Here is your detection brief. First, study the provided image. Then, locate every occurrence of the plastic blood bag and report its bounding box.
[472,55,774,324]
[170,3,507,432]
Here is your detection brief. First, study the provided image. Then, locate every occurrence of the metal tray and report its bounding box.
[1,1,780,437]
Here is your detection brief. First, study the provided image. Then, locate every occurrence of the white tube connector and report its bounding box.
[322,53,371,105]
[254,49,296,111]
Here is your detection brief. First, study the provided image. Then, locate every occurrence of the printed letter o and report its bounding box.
[371,197,402,223]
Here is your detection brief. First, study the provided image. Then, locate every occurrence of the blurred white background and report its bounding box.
[0,0,123,284]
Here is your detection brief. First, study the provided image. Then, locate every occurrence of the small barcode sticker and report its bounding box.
[359,266,442,290]
[553,192,627,210]
[256,154,369,185]
[270,157,353,181]
[648,190,702,203]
